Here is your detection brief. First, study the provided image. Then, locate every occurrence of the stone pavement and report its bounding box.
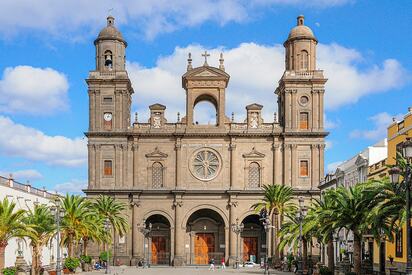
[80,266,294,275]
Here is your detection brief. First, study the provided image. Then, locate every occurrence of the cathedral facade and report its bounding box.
[85,15,327,266]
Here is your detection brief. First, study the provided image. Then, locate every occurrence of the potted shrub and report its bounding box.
[80,255,92,271]
[2,267,16,275]
[319,266,333,275]
[99,251,112,264]
[64,257,80,273]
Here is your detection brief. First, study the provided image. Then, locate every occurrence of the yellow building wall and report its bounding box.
[385,109,412,266]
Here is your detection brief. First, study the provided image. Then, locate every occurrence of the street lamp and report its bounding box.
[231,218,244,269]
[104,218,111,274]
[389,138,412,275]
[50,196,64,275]
[297,197,308,275]
[262,217,274,275]
[138,219,152,268]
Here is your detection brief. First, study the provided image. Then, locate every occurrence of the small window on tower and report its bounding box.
[103,97,112,103]
[300,50,309,70]
[300,160,309,177]
[104,160,113,176]
[300,112,309,130]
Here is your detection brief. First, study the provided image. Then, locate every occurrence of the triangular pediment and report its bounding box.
[246,103,263,110]
[355,155,367,166]
[149,103,166,110]
[145,147,168,158]
[242,147,265,158]
[182,66,230,79]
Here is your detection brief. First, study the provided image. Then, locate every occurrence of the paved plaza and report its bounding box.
[80,266,294,275]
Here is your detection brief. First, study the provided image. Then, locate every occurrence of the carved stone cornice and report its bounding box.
[242,147,265,158]
[145,147,168,158]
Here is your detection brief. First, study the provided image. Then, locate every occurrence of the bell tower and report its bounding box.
[181,52,230,128]
[87,16,133,132]
[277,15,326,132]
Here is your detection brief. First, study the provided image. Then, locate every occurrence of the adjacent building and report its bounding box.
[374,107,412,273]
[0,175,58,269]
[84,15,328,266]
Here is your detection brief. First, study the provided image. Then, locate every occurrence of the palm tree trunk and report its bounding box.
[353,234,362,274]
[279,214,284,260]
[302,238,308,272]
[68,235,73,257]
[0,241,6,271]
[272,213,280,264]
[83,238,88,256]
[327,237,335,271]
[32,245,38,275]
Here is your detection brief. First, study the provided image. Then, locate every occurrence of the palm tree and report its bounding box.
[22,204,55,275]
[325,183,384,274]
[60,194,91,257]
[91,195,128,237]
[0,198,27,270]
[78,214,105,256]
[251,184,297,263]
[305,194,338,271]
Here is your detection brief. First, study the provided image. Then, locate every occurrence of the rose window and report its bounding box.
[192,150,220,180]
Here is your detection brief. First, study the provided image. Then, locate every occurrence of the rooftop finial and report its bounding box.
[274,112,278,123]
[219,53,225,71]
[187,53,193,71]
[177,112,181,122]
[134,112,138,123]
[107,14,115,26]
[202,50,210,66]
[231,112,234,122]
[297,15,304,26]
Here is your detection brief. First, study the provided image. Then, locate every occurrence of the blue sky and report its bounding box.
[0,0,411,193]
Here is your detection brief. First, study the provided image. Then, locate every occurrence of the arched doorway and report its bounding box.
[241,215,266,264]
[186,209,226,265]
[145,214,171,265]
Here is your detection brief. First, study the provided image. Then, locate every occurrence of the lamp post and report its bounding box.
[389,138,412,275]
[104,218,111,274]
[231,218,244,269]
[297,197,308,275]
[262,217,274,275]
[138,219,152,268]
[50,196,64,275]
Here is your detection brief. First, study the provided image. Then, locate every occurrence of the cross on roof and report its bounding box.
[202,51,210,66]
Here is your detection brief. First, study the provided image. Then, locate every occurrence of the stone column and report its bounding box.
[96,90,101,130]
[311,144,320,189]
[319,144,325,181]
[230,140,236,189]
[133,139,139,187]
[89,90,95,131]
[283,144,292,187]
[312,90,318,130]
[272,143,280,185]
[173,194,185,266]
[319,90,325,130]
[175,139,182,189]
[88,144,95,189]
[228,196,238,266]
[95,145,101,188]
[224,226,229,263]
[285,91,292,130]
[291,90,297,130]
[291,144,297,187]
[132,201,140,260]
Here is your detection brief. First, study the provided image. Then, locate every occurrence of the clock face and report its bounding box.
[104,113,112,121]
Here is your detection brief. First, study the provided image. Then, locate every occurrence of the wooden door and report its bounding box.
[194,233,215,264]
[151,236,166,265]
[243,237,258,262]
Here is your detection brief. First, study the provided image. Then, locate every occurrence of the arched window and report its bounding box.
[299,112,309,130]
[248,162,260,187]
[300,50,309,70]
[104,50,113,69]
[193,101,217,125]
[152,162,163,188]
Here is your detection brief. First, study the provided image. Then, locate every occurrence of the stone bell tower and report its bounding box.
[87,15,133,133]
[276,15,327,189]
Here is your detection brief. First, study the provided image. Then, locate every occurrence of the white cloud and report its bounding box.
[325,140,333,150]
[0,66,69,115]
[324,114,339,129]
[0,116,87,166]
[0,169,43,181]
[0,0,352,39]
[128,43,408,123]
[350,112,403,141]
[327,161,343,173]
[54,179,87,194]
[318,44,409,110]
